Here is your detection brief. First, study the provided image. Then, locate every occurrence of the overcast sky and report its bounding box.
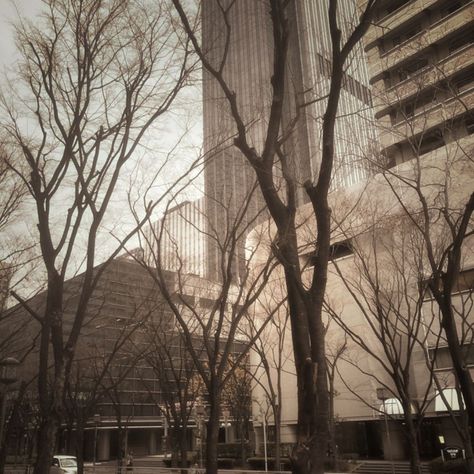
[0,0,204,294]
[0,0,44,68]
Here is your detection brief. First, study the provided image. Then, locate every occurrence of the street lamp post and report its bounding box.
[258,409,268,472]
[376,388,395,474]
[0,357,20,446]
[92,413,101,473]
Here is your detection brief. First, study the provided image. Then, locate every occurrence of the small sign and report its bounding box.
[441,446,464,461]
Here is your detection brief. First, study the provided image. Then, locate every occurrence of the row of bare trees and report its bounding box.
[0,2,472,474]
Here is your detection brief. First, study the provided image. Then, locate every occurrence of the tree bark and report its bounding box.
[205,388,221,474]
[34,418,59,474]
[437,292,474,453]
[401,406,422,474]
[75,424,85,474]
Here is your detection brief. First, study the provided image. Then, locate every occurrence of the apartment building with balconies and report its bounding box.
[360,0,474,166]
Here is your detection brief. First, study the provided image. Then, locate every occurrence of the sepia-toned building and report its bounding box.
[362,0,474,166]
[144,199,207,277]
[249,0,474,463]
[2,258,248,462]
[249,151,474,463]
[202,0,377,281]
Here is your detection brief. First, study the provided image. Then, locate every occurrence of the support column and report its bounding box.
[149,430,158,455]
[97,430,111,461]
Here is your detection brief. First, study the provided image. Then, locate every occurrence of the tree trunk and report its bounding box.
[75,424,85,474]
[402,409,422,474]
[239,419,246,468]
[117,421,125,473]
[33,417,59,474]
[438,295,474,451]
[328,378,337,471]
[205,399,221,474]
[275,404,281,471]
[179,423,188,469]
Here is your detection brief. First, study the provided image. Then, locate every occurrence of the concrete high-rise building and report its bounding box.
[202,0,376,280]
[144,199,206,277]
[361,0,474,165]
[248,0,474,463]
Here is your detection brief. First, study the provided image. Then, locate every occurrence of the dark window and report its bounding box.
[466,114,474,135]
[429,343,474,369]
[383,0,410,17]
[448,30,474,54]
[303,240,354,268]
[444,1,463,16]
[404,23,422,41]
[404,103,415,118]
[397,57,429,82]
[330,240,354,261]
[418,128,445,156]
[456,268,474,293]
[422,268,474,298]
[453,68,474,93]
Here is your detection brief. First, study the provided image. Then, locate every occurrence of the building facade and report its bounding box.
[249,152,474,461]
[362,0,474,166]
[202,0,377,280]
[144,199,206,277]
[2,258,248,462]
[249,0,474,462]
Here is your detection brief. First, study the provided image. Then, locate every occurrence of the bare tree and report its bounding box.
[325,330,347,470]
[169,1,381,472]
[366,27,474,462]
[0,0,195,471]
[142,312,205,468]
[221,356,253,466]
[324,219,441,474]
[246,284,291,470]
[130,182,279,474]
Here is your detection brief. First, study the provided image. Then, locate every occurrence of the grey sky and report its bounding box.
[0,0,44,68]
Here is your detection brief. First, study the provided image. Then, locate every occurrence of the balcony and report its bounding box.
[364,0,439,48]
[372,43,474,116]
[367,3,474,80]
[378,86,474,151]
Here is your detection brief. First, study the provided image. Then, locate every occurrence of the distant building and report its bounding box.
[3,258,247,461]
[144,199,206,277]
[202,0,376,280]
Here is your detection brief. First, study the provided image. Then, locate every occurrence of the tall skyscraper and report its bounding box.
[202,0,376,280]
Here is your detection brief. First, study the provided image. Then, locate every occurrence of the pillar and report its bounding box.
[97,430,111,461]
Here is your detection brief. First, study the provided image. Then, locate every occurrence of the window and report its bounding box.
[443,0,466,16]
[404,23,422,41]
[453,68,474,93]
[428,343,474,370]
[448,30,474,54]
[417,128,445,156]
[380,398,404,415]
[404,103,415,119]
[382,0,410,18]
[466,114,474,135]
[329,240,354,261]
[428,347,453,370]
[303,240,354,268]
[380,22,421,54]
[434,388,464,412]
[396,57,429,83]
